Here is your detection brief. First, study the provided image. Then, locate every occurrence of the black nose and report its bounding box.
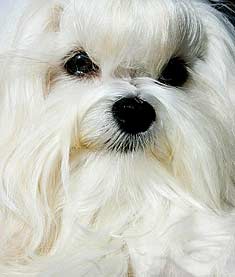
[112,97,156,134]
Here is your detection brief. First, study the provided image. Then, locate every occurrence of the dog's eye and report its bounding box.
[64,51,99,77]
[158,57,188,87]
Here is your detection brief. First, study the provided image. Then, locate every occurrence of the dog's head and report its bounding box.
[1,0,235,258]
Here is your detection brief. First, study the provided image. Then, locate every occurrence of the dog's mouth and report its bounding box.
[104,131,155,153]
[79,129,155,154]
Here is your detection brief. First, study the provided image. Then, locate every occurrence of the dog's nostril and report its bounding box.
[112,97,156,135]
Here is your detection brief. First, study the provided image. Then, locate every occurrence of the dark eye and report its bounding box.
[64,51,99,77]
[158,57,189,87]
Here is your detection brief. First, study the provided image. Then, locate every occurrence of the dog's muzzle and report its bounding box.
[112,96,156,135]
[106,96,156,153]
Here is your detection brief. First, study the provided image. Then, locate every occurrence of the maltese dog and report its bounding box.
[0,0,235,276]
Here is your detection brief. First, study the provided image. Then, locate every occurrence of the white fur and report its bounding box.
[0,0,235,275]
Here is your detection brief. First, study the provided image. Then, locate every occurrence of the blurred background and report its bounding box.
[0,0,13,22]
[0,0,12,15]
[0,0,25,46]
[0,0,21,19]
[0,0,22,30]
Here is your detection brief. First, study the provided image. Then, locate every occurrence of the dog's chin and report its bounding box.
[79,132,151,154]
[79,126,158,154]
[106,133,152,153]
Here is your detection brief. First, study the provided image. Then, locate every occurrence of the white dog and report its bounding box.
[0,0,235,276]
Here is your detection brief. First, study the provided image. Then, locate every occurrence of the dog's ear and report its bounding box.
[19,0,63,36]
[0,0,62,52]
[209,1,235,26]
[0,0,64,130]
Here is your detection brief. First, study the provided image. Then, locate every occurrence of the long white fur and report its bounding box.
[0,0,235,276]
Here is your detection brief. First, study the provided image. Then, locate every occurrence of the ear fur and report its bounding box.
[0,0,64,151]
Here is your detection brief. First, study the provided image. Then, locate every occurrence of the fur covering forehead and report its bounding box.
[0,0,235,276]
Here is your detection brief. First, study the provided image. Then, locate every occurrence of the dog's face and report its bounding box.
[1,0,235,265]
[2,0,235,209]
